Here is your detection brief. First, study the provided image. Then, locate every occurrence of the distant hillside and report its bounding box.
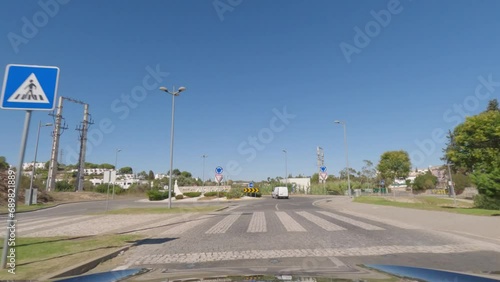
[0,169,53,204]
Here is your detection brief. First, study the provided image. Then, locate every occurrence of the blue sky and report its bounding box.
[1,0,499,181]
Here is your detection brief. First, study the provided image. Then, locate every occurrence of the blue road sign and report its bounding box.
[248,182,254,188]
[215,166,223,174]
[320,166,327,173]
[1,64,60,111]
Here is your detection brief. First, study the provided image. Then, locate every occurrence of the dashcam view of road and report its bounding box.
[0,0,500,281]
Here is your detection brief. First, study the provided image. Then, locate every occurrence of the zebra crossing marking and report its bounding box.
[296,211,345,231]
[247,212,266,233]
[275,211,306,232]
[317,211,385,230]
[206,213,242,234]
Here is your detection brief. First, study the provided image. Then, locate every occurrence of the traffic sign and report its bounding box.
[320,166,327,173]
[249,182,254,188]
[320,172,328,181]
[1,64,60,110]
[215,174,223,183]
[215,166,223,174]
[244,188,259,193]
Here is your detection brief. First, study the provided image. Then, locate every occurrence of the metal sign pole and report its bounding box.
[1,110,32,269]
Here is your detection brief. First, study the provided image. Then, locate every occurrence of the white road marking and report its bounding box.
[247,212,267,233]
[275,211,306,232]
[205,213,242,234]
[338,209,419,229]
[296,211,345,231]
[162,215,213,235]
[317,211,385,230]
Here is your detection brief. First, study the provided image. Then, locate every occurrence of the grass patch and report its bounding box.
[102,205,225,214]
[0,234,142,280]
[354,196,500,216]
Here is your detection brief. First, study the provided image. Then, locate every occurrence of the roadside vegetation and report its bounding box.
[0,234,142,280]
[354,196,500,216]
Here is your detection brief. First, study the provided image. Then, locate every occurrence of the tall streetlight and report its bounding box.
[159,86,187,208]
[334,120,352,197]
[112,149,121,199]
[202,154,208,186]
[282,149,288,188]
[28,121,53,205]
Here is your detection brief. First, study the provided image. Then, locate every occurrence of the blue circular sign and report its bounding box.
[215,166,223,174]
[320,166,327,172]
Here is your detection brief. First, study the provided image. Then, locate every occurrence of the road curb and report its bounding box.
[40,206,230,280]
[0,199,107,216]
[43,245,132,280]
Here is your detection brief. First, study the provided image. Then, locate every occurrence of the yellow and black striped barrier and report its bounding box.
[243,188,259,193]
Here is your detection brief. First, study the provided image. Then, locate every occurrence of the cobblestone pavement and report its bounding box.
[9,196,500,274]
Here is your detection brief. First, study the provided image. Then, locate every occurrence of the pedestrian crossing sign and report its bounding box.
[1,64,60,110]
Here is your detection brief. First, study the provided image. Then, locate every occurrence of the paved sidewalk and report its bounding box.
[316,197,500,243]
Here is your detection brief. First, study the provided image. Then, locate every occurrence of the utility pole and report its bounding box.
[47,97,64,191]
[75,103,92,191]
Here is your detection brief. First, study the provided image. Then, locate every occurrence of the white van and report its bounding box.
[272,186,289,199]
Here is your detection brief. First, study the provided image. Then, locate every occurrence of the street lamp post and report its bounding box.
[202,154,208,186]
[282,149,288,189]
[112,149,121,199]
[159,86,187,209]
[334,120,352,197]
[28,121,52,205]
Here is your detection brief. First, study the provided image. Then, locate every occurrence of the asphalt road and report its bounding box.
[111,196,500,278]
[5,196,500,279]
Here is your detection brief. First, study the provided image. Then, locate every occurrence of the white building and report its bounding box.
[155,173,169,180]
[70,168,111,175]
[89,173,149,189]
[22,162,45,171]
[280,177,311,193]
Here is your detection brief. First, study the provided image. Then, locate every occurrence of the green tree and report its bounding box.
[444,102,500,209]
[85,162,98,169]
[471,163,500,209]
[376,150,411,185]
[119,166,133,174]
[339,168,358,180]
[451,172,472,195]
[486,98,499,112]
[148,170,155,180]
[137,170,148,179]
[180,171,192,178]
[361,160,377,188]
[444,110,500,173]
[98,163,115,169]
[412,171,438,191]
[0,156,9,170]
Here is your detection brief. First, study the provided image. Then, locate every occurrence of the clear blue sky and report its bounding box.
[1,0,499,181]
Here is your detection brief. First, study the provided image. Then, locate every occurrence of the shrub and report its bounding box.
[204,191,226,197]
[175,194,184,200]
[226,188,243,199]
[147,190,170,201]
[474,194,500,210]
[55,181,73,192]
[184,192,202,198]
[93,184,125,195]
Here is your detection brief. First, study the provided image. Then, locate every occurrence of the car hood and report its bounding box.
[53,265,500,282]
